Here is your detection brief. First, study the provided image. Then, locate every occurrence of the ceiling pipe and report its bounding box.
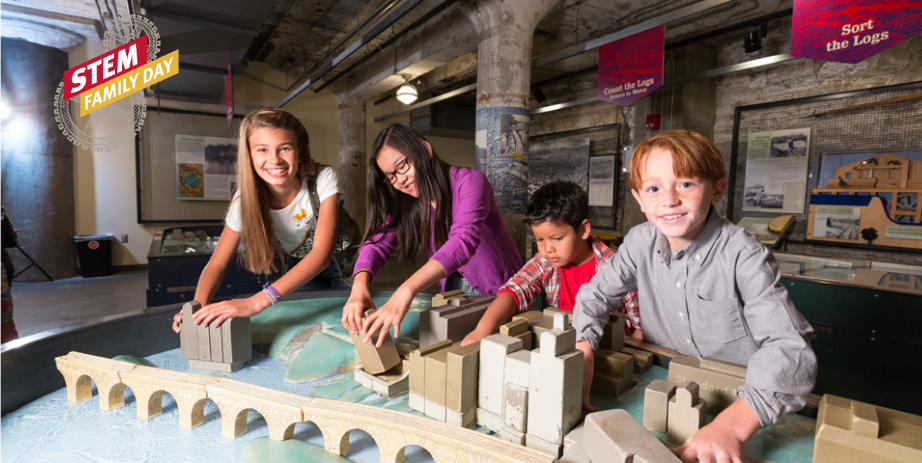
[278,0,432,107]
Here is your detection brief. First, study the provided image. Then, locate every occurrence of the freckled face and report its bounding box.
[376,145,418,197]
[530,219,591,268]
[249,127,300,189]
[631,147,727,251]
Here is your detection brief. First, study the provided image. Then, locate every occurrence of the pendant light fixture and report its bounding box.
[396,81,418,104]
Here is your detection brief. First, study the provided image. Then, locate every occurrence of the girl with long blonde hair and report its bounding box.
[172,108,346,332]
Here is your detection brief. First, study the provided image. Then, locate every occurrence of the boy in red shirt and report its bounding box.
[461,181,639,346]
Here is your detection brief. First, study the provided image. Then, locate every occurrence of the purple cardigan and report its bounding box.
[353,167,523,295]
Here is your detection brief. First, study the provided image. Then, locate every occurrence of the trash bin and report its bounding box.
[74,234,115,278]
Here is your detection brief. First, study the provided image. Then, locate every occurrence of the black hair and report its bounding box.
[523,181,589,232]
[363,123,454,262]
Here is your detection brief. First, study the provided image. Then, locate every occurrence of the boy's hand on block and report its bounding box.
[576,340,596,411]
[460,325,492,346]
[672,398,760,463]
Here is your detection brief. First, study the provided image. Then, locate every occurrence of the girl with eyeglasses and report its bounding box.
[343,123,523,346]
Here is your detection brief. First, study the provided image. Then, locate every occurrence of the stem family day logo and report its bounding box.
[54,15,179,151]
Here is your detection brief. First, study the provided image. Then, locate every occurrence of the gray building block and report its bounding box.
[513,331,533,350]
[600,312,625,352]
[592,349,635,397]
[551,312,569,331]
[171,228,182,241]
[419,297,493,347]
[222,316,251,364]
[409,340,453,397]
[667,381,707,444]
[560,422,591,463]
[424,397,446,422]
[500,318,528,336]
[425,346,459,406]
[503,383,528,432]
[409,391,425,413]
[196,319,212,361]
[668,355,746,415]
[620,346,653,374]
[187,358,243,373]
[526,433,563,459]
[526,348,583,445]
[503,350,532,389]
[498,425,526,445]
[478,334,523,415]
[445,406,476,428]
[179,301,201,359]
[349,309,401,375]
[354,365,375,389]
[371,360,410,397]
[432,289,466,308]
[643,379,676,432]
[585,409,682,463]
[209,323,223,363]
[540,327,577,357]
[446,342,480,413]
[476,406,503,431]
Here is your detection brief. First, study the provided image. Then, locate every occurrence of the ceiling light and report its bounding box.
[744,30,761,53]
[396,83,418,104]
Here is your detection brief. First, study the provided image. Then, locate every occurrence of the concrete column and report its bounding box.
[460,0,562,254]
[0,38,77,281]
[334,97,367,234]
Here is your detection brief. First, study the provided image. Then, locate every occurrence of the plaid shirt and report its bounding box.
[499,237,641,332]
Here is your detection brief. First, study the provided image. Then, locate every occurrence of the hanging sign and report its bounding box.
[224,64,234,127]
[598,25,665,107]
[791,0,922,64]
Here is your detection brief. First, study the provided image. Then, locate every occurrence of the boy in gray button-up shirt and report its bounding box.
[573,131,816,463]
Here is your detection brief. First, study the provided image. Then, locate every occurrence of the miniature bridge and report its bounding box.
[55,352,556,463]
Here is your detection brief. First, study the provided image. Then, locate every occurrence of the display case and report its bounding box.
[146,225,267,307]
[775,252,922,414]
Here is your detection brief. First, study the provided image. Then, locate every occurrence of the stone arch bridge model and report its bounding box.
[55,352,556,463]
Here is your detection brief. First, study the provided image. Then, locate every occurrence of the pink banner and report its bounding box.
[791,0,922,64]
[224,65,233,127]
[598,25,664,107]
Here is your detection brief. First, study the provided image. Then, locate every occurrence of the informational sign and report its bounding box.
[791,0,922,64]
[598,25,665,107]
[224,64,234,127]
[175,135,237,200]
[743,128,811,214]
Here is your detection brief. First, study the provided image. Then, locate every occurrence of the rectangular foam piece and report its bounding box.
[500,318,529,336]
[425,346,459,406]
[354,365,375,389]
[585,409,682,463]
[478,334,524,415]
[209,323,223,363]
[498,425,526,445]
[643,379,676,432]
[592,349,634,397]
[667,381,707,445]
[591,373,635,398]
[409,340,453,396]
[668,355,746,415]
[620,346,653,374]
[223,317,252,363]
[525,433,563,459]
[371,360,410,397]
[526,348,583,444]
[445,406,476,428]
[540,327,577,357]
[503,383,528,432]
[513,331,533,350]
[560,422,591,463]
[179,301,202,359]
[476,406,503,431]
[503,350,532,389]
[424,397,446,422]
[419,296,494,347]
[350,309,401,374]
[409,391,425,413]
[196,318,212,361]
[599,312,625,352]
[446,342,480,413]
[432,289,466,308]
[815,394,922,463]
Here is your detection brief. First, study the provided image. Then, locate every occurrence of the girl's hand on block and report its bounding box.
[362,286,414,347]
[343,287,375,335]
[193,295,268,328]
